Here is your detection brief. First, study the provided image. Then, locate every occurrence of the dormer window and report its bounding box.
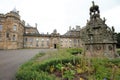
[13,25,17,31]
[0,25,2,31]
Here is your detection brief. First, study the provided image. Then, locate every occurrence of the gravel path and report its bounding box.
[0,49,55,80]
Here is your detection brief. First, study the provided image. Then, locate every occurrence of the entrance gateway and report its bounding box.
[54,44,57,49]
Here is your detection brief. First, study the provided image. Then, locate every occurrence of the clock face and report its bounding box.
[96,45,101,50]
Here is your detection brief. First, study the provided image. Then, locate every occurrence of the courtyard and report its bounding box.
[0,49,56,80]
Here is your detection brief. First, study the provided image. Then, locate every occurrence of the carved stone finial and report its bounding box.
[87,19,89,23]
[112,26,115,32]
[53,29,57,33]
[92,1,95,6]
[103,17,106,23]
[35,23,37,28]
[12,7,19,14]
[89,1,100,19]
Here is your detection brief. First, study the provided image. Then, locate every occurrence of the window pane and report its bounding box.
[0,25,2,31]
[24,38,27,42]
[13,35,16,41]
[0,33,2,41]
[13,25,17,31]
[47,41,49,46]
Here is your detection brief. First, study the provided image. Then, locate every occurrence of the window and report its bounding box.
[25,38,27,42]
[6,33,9,38]
[0,33,2,41]
[26,31,28,34]
[40,39,44,47]
[69,40,72,46]
[46,39,49,41]
[41,39,44,41]
[74,39,77,43]
[36,38,39,47]
[13,25,17,31]
[29,38,33,42]
[0,25,2,31]
[47,39,49,46]
[36,38,39,41]
[41,41,44,47]
[13,35,16,41]
[65,39,67,43]
[36,42,39,47]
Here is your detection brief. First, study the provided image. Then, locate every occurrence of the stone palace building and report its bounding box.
[0,2,117,57]
[0,9,81,49]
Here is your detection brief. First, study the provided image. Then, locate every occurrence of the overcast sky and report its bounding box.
[0,0,120,34]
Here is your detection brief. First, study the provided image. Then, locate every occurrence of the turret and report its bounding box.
[6,8,20,20]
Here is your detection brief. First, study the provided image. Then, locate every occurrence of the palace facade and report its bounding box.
[24,25,82,49]
[0,8,81,49]
[0,2,117,57]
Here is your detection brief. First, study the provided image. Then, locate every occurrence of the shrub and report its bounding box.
[108,58,120,66]
[67,48,83,55]
[16,70,56,80]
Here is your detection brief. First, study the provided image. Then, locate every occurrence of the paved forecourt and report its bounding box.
[0,49,55,80]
